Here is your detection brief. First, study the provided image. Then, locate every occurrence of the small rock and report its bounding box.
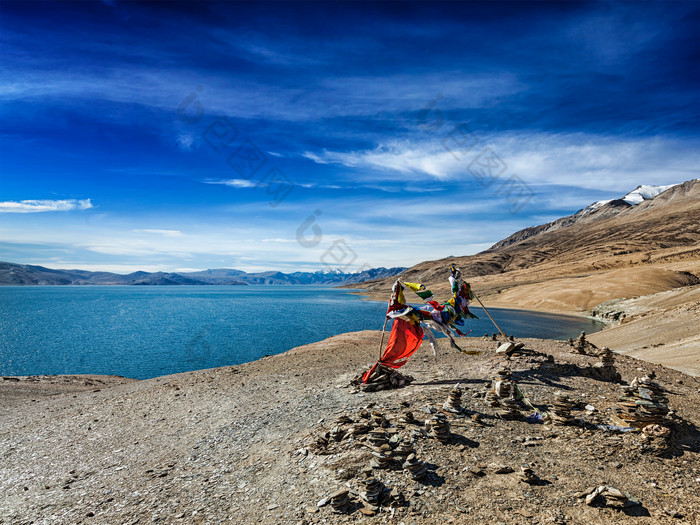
[317,497,329,507]
[496,342,516,355]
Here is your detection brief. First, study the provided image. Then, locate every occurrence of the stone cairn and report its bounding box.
[613,374,670,428]
[349,420,372,437]
[402,453,428,480]
[427,413,451,443]
[366,428,388,447]
[485,389,500,407]
[570,331,598,354]
[312,432,330,452]
[493,368,513,398]
[371,411,389,429]
[519,464,539,484]
[355,364,414,392]
[329,488,353,513]
[392,436,416,460]
[582,486,629,508]
[399,411,417,425]
[443,386,464,413]
[497,396,522,420]
[590,347,622,382]
[490,368,521,420]
[359,469,384,511]
[386,487,406,507]
[369,444,394,469]
[549,392,576,425]
[641,424,672,455]
[599,347,615,367]
[329,424,346,442]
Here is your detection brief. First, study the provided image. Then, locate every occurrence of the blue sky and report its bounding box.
[1,1,698,273]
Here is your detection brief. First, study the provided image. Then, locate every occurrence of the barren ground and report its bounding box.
[2,332,699,525]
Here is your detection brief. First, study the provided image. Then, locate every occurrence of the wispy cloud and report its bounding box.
[204,179,258,188]
[0,199,93,213]
[304,134,700,191]
[133,229,183,237]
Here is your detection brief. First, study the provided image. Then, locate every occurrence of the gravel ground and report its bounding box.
[1,332,699,524]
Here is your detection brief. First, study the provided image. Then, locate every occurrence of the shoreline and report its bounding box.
[349,283,699,377]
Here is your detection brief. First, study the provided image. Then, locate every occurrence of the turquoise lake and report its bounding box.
[0,286,605,379]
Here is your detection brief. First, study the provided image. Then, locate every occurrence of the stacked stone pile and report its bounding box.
[549,392,576,425]
[393,436,415,459]
[485,389,500,407]
[399,411,417,425]
[519,464,539,484]
[570,331,598,354]
[640,424,672,455]
[443,387,463,413]
[613,375,670,428]
[402,453,428,480]
[589,347,622,382]
[353,364,414,392]
[371,411,389,428]
[427,414,451,443]
[493,368,513,398]
[366,429,388,447]
[581,486,630,508]
[329,425,345,442]
[359,470,383,510]
[369,444,394,469]
[349,421,371,436]
[330,489,352,513]
[386,487,406,507]
[497,397,522,420]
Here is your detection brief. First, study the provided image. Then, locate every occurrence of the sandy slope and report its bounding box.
[586,286,700,377]
[2,332,700,524]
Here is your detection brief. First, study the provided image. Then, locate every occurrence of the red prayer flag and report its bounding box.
[362,319,424,383]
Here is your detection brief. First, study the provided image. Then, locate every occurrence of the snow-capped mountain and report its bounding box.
[589,183,680,209]
[620,184,680,205]
[490,181,685,250]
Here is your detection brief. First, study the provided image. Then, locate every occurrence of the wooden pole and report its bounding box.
[472,292,507,337]
[377,316,389,360]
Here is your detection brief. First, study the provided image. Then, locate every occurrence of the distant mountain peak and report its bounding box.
[0,261,406,286]
[620,183,680,205]
[490,181,686,251]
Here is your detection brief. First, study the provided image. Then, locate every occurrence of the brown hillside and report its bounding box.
[352,179,700,301]
[348,180,700,375]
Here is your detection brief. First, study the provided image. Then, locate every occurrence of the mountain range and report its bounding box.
[0,263,406,286]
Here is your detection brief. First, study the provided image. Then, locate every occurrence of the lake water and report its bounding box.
[0,286,605,379]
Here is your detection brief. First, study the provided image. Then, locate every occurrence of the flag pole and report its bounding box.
[472,292,507,337]
[377,315,389,360]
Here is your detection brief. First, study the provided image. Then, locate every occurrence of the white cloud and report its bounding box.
[304,142,461,180]
[0,199,93,213]
[204,179,258,188]
[133,229,183,237]
[304,134,700,192]
[176,132,194,151]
